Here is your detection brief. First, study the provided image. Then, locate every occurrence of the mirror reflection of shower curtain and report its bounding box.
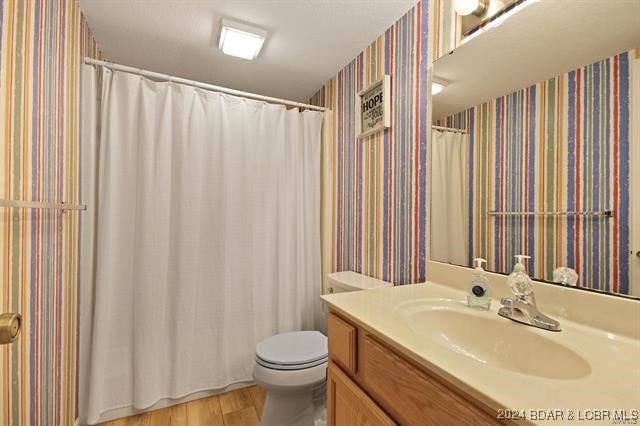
[431,129,469,265]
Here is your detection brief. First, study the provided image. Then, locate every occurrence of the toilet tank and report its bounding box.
[326,271,393,293]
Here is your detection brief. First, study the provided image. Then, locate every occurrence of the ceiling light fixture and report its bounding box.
[432,82,446,95]
[454,0,489,16]
[432,78,449,95]
[218,19,267,60]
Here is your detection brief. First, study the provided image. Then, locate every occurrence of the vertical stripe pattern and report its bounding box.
[0,1,100,424]
[437,50,633,294]
[431,0,457,61]
[310,1,428,285]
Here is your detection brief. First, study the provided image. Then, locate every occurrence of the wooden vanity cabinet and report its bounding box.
[327,362,396,425]
[327,311,506,426]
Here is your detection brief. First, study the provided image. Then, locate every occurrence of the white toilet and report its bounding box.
[252,271,392,426]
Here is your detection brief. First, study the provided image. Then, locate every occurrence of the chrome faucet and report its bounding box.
[498,293,561,331]
[498,255,561,332]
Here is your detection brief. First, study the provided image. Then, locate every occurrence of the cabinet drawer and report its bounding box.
[360,334,500,426]
[328,312,358,374]
[328,362,396,426]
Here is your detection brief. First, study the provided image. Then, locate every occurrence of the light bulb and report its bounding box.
[454,0,486,16]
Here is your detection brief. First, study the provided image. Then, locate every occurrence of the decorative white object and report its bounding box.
[553,267,579,286]
[218,19,267,60]
[356,75,391,138]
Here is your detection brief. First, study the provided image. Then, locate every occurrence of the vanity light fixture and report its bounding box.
[218,19,267,60]
[454,0,489,16]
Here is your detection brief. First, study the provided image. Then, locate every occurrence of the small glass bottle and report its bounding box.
[506,255,533,297]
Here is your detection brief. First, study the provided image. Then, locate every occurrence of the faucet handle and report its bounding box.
[500,297,513,307]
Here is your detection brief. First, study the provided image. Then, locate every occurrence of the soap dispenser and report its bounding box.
[507,255,533,297]
[467,258,491,310]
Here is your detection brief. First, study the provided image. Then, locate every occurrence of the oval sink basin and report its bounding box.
[400,302,591,380]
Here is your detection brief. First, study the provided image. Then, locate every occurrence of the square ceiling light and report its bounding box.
[432,77,449,95]
[432,82,446,95]
[218,19,267,60]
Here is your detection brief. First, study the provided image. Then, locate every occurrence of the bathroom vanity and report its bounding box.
[321,281,640,426]
[325,308,503,425]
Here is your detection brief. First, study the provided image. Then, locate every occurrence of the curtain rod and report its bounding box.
[432,125,467,134]
[84,58,326,112]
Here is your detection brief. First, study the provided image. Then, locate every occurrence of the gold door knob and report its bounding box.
[0,313,21,345]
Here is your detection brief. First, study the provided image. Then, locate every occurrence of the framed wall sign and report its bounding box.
[356,75,391,138]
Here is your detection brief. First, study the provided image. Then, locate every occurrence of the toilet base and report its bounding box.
[260,382,326,426]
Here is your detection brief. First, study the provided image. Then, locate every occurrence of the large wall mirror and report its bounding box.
[430,0,640,298]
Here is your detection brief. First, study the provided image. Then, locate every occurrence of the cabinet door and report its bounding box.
[327,312,358,374]
[359,334,500,426]
[327,362,396,426]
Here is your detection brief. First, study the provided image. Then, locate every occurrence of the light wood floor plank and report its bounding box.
[168,403,188,426]
[111,412,151,426]
[248,385,267,418]
[151,407,171,426]
[186,396,224,426]
[218,387,253,415]
[100,385,268,425]
[149,403,188,426]
[222,407,260,426]
[148,406,171,426]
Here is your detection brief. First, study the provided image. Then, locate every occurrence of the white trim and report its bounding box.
[630,56,640,296]
[83,58,325,112]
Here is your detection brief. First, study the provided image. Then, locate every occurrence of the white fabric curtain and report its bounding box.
[430,129,469,265]
[79,65,324,425]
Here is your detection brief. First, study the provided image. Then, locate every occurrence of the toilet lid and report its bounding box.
[256,331,328,366]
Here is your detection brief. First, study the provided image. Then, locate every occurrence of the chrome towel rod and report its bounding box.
[488,210,612,217]
[0,199,87,211]
[432,125,467,134]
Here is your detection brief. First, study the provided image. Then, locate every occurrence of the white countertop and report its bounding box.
[321,282,640,425]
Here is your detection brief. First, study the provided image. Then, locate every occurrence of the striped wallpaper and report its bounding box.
[437,50,635,295]
[431,0,457,61]
[0,0,100,425]
[310,1,429,285]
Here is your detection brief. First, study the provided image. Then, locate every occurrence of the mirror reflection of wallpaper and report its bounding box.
[431,0,457,61]
[436,49,636,294]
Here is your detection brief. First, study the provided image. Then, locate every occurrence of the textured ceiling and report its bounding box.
[78,0,419,102]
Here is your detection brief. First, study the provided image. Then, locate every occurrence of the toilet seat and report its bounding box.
[255,331,327,371]
[256,355,328,370]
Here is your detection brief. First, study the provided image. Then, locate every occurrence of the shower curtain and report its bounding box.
[430,129,469,265]
[79,66,324,424]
